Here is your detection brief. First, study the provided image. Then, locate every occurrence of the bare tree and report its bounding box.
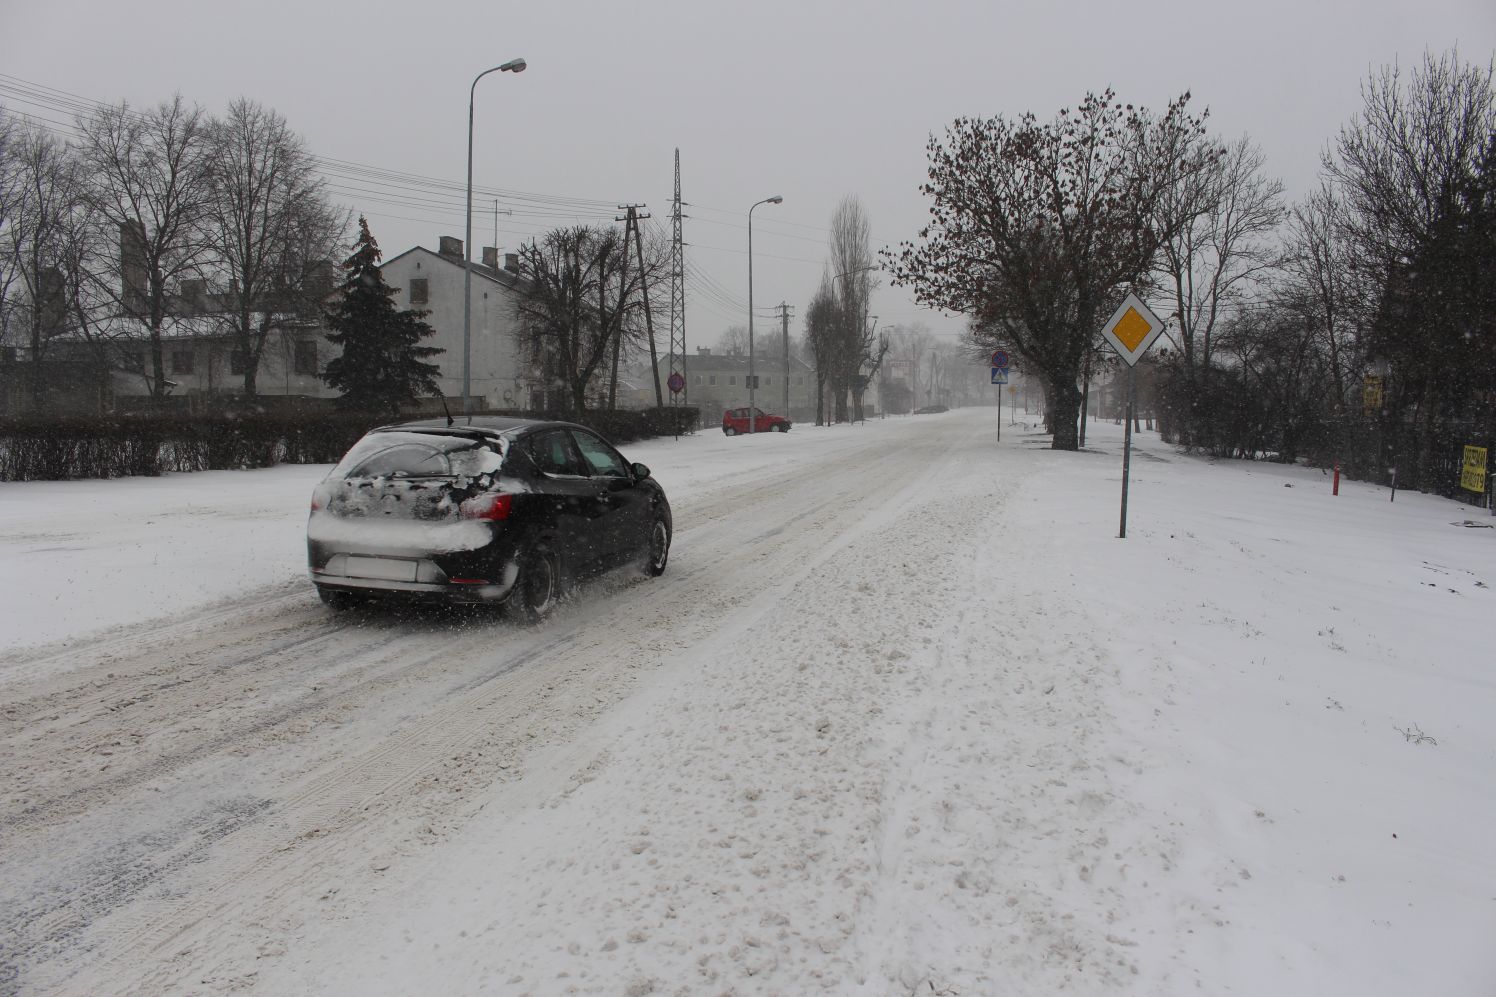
[0,109,25,352]
[1283,185,1362,413]
[715,324,749,354]
[1326,51,1493,280]
[803,274,838,424]
[826,196,878,422]
[1153,135,1285,375]
[205,99,346,396]
[1323,50,1496,487]
[75,96,215,402]
[513,224,664,414]
[0,123,84,410]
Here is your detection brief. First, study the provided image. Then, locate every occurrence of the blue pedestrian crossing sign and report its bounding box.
[990,368,1009,385]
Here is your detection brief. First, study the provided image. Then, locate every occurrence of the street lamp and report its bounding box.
[747,194,782,434]
[462,57,526,415]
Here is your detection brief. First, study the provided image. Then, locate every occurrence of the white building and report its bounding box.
[3,237,539,415]
[657,347,817,424]
[379,238,534,411]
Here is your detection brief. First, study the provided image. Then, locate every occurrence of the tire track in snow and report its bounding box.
[16,422,948,994]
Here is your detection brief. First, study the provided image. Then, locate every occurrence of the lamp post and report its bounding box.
[462,57,526,415]
[747,195,782,434]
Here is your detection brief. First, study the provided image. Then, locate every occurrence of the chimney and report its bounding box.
[119,221,147,308]
[438,235,464,260]
[40,268,68,333]
[504,252,519,273]
[482,246,499,271]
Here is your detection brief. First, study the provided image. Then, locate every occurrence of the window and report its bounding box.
[333,432,500,479]
[293,340,318,375]
[171,349,194,375]
[694,375,702,386]
[764,376,771,386]
[526,429,585,476]
[229,348,248,376]
[409,278,429,306]
[729,375,737,386]
[570,429,630,478]
[708,375,717,386]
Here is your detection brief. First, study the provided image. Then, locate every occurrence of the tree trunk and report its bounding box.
[1414,380,1438,492]
[1079,377,1090,447]
[1050,380,1083,450]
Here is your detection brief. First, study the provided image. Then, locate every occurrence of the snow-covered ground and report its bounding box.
[1,409,1492,995]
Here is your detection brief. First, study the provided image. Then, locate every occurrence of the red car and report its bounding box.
[722,407,792,435]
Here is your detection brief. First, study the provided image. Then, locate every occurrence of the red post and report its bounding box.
[1333,460,1340,496]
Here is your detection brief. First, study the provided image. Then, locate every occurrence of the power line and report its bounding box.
[0,71,844,333]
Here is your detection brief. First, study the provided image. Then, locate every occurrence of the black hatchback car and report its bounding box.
[307,417,671,619]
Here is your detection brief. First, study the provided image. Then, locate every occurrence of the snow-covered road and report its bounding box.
[2,409,1493,995]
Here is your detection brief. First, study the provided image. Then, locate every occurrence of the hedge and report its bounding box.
[0,406,700,482]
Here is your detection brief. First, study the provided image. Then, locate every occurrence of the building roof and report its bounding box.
[44,312,321,344]
[382,245,524,293]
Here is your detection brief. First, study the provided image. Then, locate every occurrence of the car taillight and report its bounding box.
[460,493,513,521]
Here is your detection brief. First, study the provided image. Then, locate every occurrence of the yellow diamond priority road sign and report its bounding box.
[1101,293,1166,367]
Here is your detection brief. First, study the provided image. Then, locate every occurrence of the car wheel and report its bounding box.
[642,517,671,577]
[511,548,559,623]
[723,426,737,436]
[772,423,787,432]
[317,585,366,612]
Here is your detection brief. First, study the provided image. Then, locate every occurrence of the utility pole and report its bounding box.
[778,301,794,416]
[604,255,618,410]
[668,150,687,416]
[617,203,662,408]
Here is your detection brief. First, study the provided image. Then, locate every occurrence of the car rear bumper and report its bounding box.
[309,552,520,604]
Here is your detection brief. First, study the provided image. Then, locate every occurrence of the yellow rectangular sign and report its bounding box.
[1461,445,1487,493]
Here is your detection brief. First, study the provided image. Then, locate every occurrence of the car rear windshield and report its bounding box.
[332,431,504,479]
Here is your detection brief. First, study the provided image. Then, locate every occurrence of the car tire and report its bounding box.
[772,423,787,432]
[642,517,671,577]
[723,426,737,436]
[511,548,559,623]
[317,585,366,612]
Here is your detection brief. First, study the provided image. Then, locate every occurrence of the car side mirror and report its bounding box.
[631,462,651,481]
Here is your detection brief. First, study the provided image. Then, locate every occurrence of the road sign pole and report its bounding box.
[1119,365,1136,539]
[1098,292,1165,540]
[997,383,1002,443]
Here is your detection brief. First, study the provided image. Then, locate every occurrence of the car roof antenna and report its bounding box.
[439,393,454,427]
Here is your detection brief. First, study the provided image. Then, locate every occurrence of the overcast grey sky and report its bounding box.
[3,0,1493,346]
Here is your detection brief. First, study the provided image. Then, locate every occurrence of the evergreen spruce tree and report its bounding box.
[322,217,444,415]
